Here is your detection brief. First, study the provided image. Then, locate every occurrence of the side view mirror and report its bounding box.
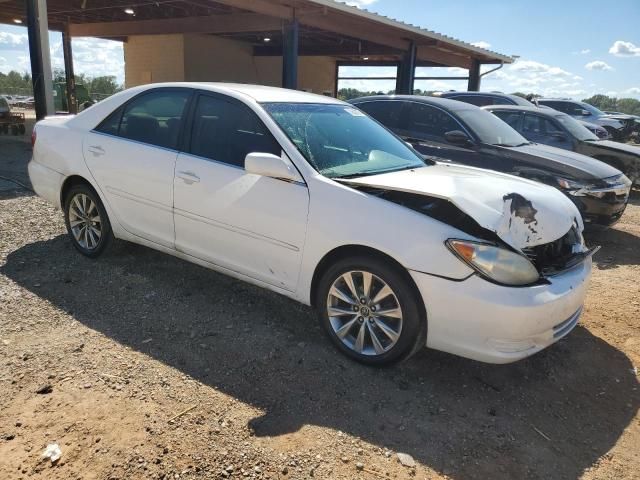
[579,109,591,116]
[444,130,473,147]
[245,152,300,182]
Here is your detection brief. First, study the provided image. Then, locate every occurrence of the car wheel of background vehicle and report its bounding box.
[316,256,426,366]
[63,184,113,258]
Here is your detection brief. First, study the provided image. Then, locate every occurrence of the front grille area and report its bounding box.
[521,225,589,276]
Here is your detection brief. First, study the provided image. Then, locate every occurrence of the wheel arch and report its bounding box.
[60,174,97,207]
[310,244,426,317]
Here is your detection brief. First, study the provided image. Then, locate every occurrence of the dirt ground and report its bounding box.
[0,132,639,480]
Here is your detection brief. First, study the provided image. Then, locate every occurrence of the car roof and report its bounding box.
[133,82,344,104]
[350,94,474,111]
[537,98,585,105]
[483,104,564,116]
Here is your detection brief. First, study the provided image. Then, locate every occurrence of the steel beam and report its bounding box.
[62,26,77,114]
[395,42,416,94]
[282,19,299,90]
[467,59,481,91]
[26,0,54,119]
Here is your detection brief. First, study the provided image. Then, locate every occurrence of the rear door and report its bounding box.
[83,88,192,248]
[522,113,574,150]
[173,92,309,291]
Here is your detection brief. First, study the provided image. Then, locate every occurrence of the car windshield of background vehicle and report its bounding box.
[456,108,529,147]
[581,103,607,116]
[262,103,429,178]
[555,114,599,141]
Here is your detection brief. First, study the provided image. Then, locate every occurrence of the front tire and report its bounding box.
[63,184,113,258]
[316,256,427,366]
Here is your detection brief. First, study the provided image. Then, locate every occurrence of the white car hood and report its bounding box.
[342,164,581,251]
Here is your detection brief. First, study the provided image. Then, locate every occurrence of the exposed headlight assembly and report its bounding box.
[446,239,540,286]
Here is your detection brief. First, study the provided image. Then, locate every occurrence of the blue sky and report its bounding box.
[1,0,639,99]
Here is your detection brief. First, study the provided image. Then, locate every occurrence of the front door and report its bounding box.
[83,88,191,248]
[173,93,309,291]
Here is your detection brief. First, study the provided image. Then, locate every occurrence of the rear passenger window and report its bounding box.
[110,90,190,149]
[189,95,281,168]
[493,111,522,129]
[356,101,405,130]
[405,103,461,140]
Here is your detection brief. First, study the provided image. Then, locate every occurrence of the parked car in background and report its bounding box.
[351,95,630,227]
[29,82,596,365]
[536,99,639,140]
[0,96,10,118]
[437,91,609,138]
[484,105,640,185]
[580,121,610,140]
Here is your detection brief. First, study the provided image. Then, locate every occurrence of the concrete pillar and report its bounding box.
[26,0,55,119]
[282,19,299,90]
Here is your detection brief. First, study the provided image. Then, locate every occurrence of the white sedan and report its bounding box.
[29,83,596,365]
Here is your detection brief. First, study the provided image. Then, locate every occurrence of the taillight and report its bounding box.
[31,129,36,147]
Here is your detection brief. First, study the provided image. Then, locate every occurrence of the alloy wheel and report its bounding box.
[326,270,403,356]
[68,193,102,250]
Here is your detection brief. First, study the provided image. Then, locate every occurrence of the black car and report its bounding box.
[484,105,640,186]
[350,95,631,227]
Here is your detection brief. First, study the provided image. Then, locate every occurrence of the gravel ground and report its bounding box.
[0,135,639,480]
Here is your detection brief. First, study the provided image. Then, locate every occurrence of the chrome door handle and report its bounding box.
[88,145,105,156]
[177,171,200,184]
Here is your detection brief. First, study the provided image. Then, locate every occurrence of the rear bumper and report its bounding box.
[410,257,591,364]
[28,159,64,209]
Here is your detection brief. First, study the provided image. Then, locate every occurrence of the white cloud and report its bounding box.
[0,32,28,50]
[609,40,640,57]
[585,60,613,71]
[345,0,378,7]
[509,59,571,77]
[471,41,491,50]
[626,87,640,95]
[572,49,590,55]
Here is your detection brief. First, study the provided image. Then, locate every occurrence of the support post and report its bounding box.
[62,25,77,113]
[282,18,299,90]
[395,42,416,95]
[26,0,54,119]
[467,59,481,91]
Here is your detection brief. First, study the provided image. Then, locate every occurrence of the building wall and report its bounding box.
[124,35,185,88]
[125,33,336,96]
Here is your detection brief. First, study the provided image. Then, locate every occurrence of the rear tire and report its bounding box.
[316,256,427,366]
[63,184,113,258]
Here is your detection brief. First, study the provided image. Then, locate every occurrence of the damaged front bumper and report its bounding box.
[411,256,592,364]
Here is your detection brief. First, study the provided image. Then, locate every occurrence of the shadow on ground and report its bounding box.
[2,235,638,479]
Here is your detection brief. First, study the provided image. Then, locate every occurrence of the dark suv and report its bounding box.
[350,95,631,227]
[536,99,639,140]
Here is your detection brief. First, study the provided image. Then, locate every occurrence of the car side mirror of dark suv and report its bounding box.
[579,109,591,116]
[444,130,473,147]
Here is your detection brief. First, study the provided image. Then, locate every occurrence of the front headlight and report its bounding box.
[555,177,594,196]
[446,239,540,286]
